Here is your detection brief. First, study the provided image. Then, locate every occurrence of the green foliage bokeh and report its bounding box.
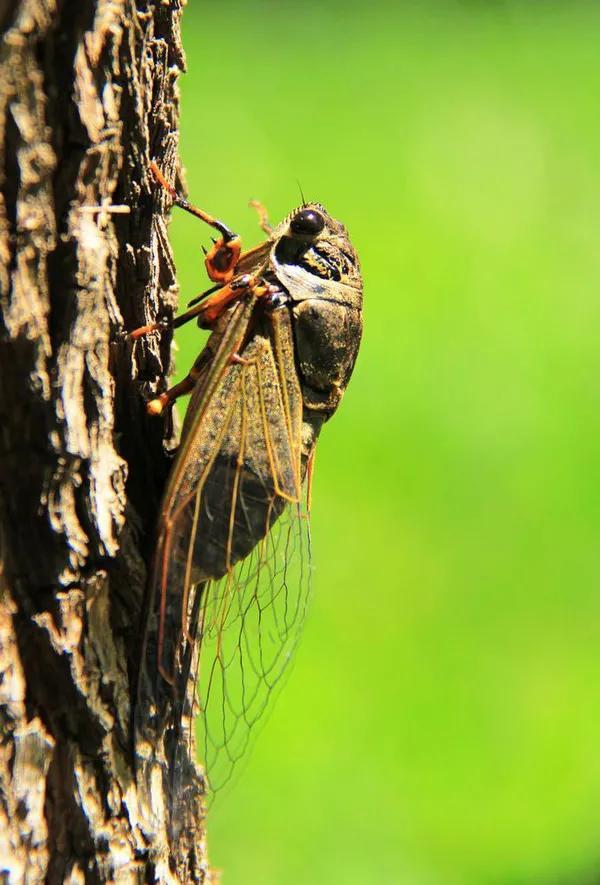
[169,3,600,882]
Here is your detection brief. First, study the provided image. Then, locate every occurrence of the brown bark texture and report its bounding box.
[0,1,210,881]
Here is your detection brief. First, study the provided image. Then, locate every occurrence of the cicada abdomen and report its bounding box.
[134,169,363,822]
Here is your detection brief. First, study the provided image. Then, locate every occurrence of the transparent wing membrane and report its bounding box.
[146,300,312,803]
[196,497,310,795]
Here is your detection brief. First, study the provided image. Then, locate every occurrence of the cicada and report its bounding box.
[136,164,363,804]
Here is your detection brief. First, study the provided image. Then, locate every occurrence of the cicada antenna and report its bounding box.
[296,180,307,206]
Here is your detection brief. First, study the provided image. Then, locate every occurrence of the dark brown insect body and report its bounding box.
[136,166,363,804]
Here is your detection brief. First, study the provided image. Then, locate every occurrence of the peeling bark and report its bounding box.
[0,1,209,881]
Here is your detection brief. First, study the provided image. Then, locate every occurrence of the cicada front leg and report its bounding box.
[150,162,242,284]
[133,165,277,417]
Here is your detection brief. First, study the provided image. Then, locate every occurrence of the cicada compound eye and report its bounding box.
[290,208,325,236]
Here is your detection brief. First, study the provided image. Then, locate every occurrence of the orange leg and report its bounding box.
[196,276,255,327]
[146,375,198,417]
[146,347,212,415]
[129,274,268,351]
[128,299,207,342]
[150,162,241,284]
[195,274,275,328]
[128,319,169,341]
[128,281,240,342]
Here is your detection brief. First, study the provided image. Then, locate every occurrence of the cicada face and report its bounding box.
[271,203,362,304]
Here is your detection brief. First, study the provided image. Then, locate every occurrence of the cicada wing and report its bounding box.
[234,239,272,277]
[138,296,258,700]
[140,301,311,808]
[196,494,311,796]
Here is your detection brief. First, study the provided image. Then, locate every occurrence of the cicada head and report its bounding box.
[267,202,364,425]
[269,203,363,310]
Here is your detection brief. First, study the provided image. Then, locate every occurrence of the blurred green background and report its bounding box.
[169,2,600,882]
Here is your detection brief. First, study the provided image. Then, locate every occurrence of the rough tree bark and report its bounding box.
[0,1,209,881]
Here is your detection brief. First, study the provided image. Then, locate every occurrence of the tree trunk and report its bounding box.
[0,1,209,881]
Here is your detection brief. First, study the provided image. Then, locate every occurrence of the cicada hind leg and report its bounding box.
[145,347,213,417]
